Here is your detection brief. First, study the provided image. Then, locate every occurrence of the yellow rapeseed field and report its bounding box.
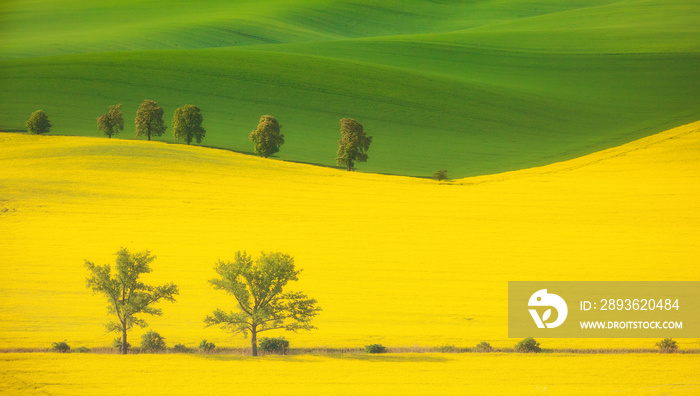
[1,121,699,352]
[2,352,699,395]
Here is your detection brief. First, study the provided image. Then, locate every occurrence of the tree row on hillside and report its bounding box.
[24,106,375,171]
[96,100,206,145]
[85,248,320,356]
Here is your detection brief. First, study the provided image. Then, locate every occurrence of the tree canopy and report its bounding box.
[249,115,285,158]
[172,105,205,145]
[204,251,321,356]
[135,99,167,141]
[85,248,179,354]
[96,104,124,138]
[336,118,372,171]
[25,110,51,135]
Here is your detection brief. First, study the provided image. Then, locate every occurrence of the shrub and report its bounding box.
[51,341,70,353]
[140,331,166,353]
[365,344,388,354]
[656,338,678,353]
[113,338,130,351]
[433,169,448,181]
[258,337,290,355]
[74,346,90,353]
[514,338,541,353]
[434,344,456,353]
[199,339,216,352]
[172,343,191,353]
[474,341,493,353]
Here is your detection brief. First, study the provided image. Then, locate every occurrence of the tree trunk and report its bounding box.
[347,162,352,171]
[148,133,151,141]
[122,326,128,355]
[251,327,257,356]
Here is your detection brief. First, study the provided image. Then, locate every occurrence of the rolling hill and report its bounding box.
[1,0,698,177]
[1,120,698,350]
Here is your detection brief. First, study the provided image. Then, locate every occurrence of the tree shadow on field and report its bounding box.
[319,354,451,363]
[187,353,450,363]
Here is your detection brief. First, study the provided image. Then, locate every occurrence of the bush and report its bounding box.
[514,338,541,353]
[656,338,678,353]
[172,343,191,353]
[434,344,456,353]
[113,338,131,351]
[140,331,166,353]
[433,169,448,181]
[199,339,216,352]
[258,337,290,355]
[74,346,90,353]
[365,344,388,354]
[51,341,70,353]
[474,341,493,353]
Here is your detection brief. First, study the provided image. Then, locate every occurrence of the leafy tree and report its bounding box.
[96,104,124,138]
[204,251,321,356]
[172,105,205,145]
[25,110,52,134]
[337,118,372,171]
[85,248,179,355]
[135,99,167,141]
[249,115,285,158]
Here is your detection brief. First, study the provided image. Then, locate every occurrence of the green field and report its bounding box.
[1,0,699,177]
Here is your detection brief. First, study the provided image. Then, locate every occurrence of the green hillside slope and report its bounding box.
[1,0,698,177]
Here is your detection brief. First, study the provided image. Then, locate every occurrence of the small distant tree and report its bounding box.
[135,100,167,141]
[26,110,52,135]
[515,337,541,353]
[249,115,285,158]
[85,248,179,355]
[364,344,387,354]
[336,118,372,171]
[433,169,448,181]
[97,104,124,138]
[172,105,205,145]
[474,341,492,352]
[656,338,678,353]
[204,251,321,356]
[51,341,70,353]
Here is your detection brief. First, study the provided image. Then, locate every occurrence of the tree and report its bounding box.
[433,169,448,181]
[135,100,167,141]
[172,105,205,145]
[25,110,52,135]
[204,251,321,356]
[85,248,179,355]
[336,118,372,171]
[249,115,285,158]
[96,104,124,138]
